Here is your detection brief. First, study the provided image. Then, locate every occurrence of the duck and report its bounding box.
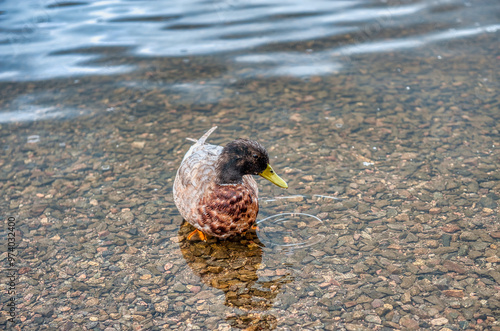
[173,126,288,240]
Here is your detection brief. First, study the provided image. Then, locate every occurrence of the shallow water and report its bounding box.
[1,0,499,330]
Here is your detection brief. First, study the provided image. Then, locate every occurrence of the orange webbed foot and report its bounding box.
[187,229,208,241]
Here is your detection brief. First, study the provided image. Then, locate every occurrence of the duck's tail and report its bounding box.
[186,126,217,144]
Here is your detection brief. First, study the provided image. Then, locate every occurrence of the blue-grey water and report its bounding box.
[2,0,499,82]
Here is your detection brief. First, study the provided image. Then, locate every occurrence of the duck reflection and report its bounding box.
[178,221,293,328]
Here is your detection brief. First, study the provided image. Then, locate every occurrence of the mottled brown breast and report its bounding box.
[197,183,258,238]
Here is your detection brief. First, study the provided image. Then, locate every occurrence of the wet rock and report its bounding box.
[399,315,419,330]
[442,224,460,233]
[479,196,497,208]
[121,210,134,223]
[365,315,381,324]
[401,275,416,289]
[460,231,478,241]
[371,299,384,308]
[442,234,452,247]
[405,233,418,243]
[345,324,369,331]
[431,317,448,326]
[154,301,169,313]
[443,290,464,298]
[442,261,467,274]
[34,306,54,317]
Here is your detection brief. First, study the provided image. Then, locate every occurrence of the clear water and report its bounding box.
[1,0,499,330]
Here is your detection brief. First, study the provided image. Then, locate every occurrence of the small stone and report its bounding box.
[34,306,54,317]
[406,233,418,243]
[485,256,500,263]
[479,196,497,208]
[145,204,157,215]
[98,230,110,238]
[442,290,464,298]
[188,285,201,294]
[132,315,145,322]
[365,315,381,324]
[442,260,467,274]
[172,283,186,292]
[426,240,440,248]
[401,275,416,289]
[442,224,460,233]
[401,152,418,160]
[429,207,441,214]
[482,207,494,215]
[290,113,303,122]
[86,298,99,306]
[352,311,365,320]
[345,324,368,331]
[371,299,384,308]
[121,211,134,223]
[399,315,419,330]
[86,322,98,329]
[131,141,145,149]
[126,246,138,254]
[458,245,469,256]
[344,301,357,308]
[382,304,393,314]
[431,317,448,326]
[442,234,452,247]
[154,301,169,313]
[460,231,478,241]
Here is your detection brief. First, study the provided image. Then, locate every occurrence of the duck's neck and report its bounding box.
[216,158,244,185]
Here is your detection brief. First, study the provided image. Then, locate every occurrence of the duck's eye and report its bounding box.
[252,154,258,159]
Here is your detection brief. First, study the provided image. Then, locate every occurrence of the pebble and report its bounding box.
[442,224,460,233]
[371,299,384,308]
[443,290,464,298]
[460,231,478,241]
[399,315,419,330]
[431,317,449,326]
[365,315,381,324]
[154,302,169,313]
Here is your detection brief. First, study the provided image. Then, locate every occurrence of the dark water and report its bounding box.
[1,0,499,83]
[1,0,499,330]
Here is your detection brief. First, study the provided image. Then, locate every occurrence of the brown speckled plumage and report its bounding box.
[173,127,263,239]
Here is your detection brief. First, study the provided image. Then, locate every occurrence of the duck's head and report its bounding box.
[216,139,288,189]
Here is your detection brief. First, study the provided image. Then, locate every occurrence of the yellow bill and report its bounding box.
[259,164,288,189]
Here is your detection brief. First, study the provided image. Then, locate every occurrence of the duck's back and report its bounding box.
[173,141,222,221]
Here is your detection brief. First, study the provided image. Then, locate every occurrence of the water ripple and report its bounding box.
[256,212,328,252]
[0,0,498,81]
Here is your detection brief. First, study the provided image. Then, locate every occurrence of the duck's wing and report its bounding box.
[173,127,223,221]
[177,143,222,188]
